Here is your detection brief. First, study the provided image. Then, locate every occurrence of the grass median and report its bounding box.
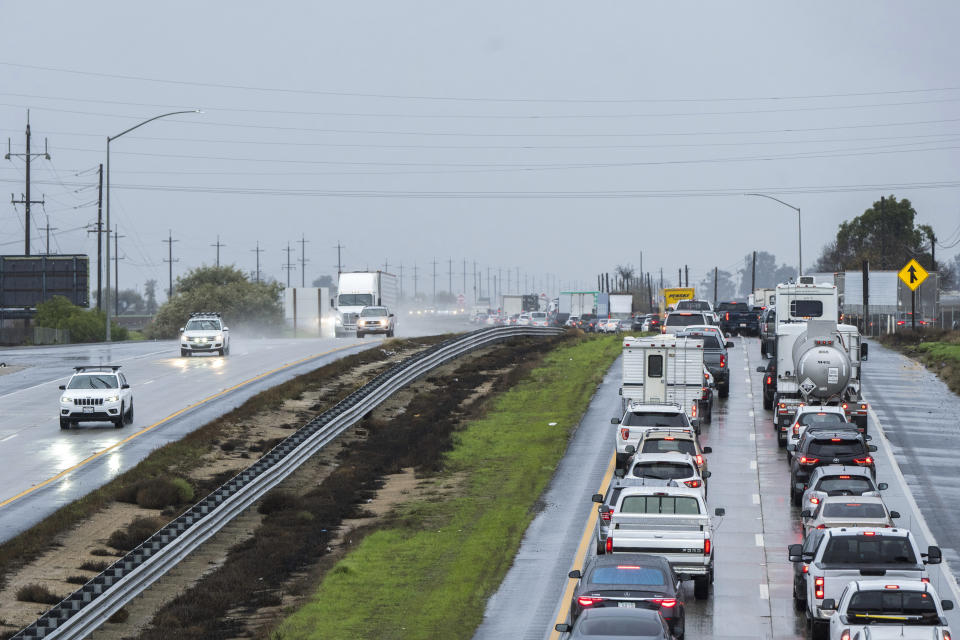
[879,329,960,394]
[273,334,621,640]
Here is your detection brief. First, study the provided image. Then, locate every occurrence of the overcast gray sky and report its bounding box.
[1,1,959,299]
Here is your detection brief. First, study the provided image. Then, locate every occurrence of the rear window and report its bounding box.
[579,617,663,636]
[821,536,917,565]
[815,476,875,494]
[847,590,938,618]
[631,461,694,480]
[531,312,546,319]
[822,502,887,518]
[588,566,666,587]
[676,300,711,311]
[807,439,867,457]
[620,495,701,515]
[798,412,846,427]
[717,302,749,312]
[623,412,687,428]
[647,354,663,377]
[790,300,824,317]
[666,313,706,326]
[641,439,696,456]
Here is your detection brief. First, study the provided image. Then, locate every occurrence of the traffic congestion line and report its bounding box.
[0,343,362,509]
[548,453,617,640]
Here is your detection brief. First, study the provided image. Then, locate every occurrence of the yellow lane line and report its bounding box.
[548,452,616,639]
[0,343,361,509]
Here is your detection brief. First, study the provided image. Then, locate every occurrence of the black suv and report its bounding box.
[760,359,776,410]
[759,306,776,357]
[579,313,599,333]
[787,430,877,505]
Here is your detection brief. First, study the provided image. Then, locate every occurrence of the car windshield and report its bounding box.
[623,412,687,428]
[821,536,917,564]
[641,439,696,456]
[532,312,546,319]
[822,502,887,518]
[798,413,846,427]
[581,314,597,321]
[578,617,663,636]
[185,319,220,331]
[816,476,875,494]
[666,314,705,326]
[360,307,388,317]
[588,566,666,587]
[631,461,694,480]
[67,374,119,389]
[620,495,701,515]
[807,439,867,457]
[338,293,374,306]
[846,590,938,620]
[676,300,711,311]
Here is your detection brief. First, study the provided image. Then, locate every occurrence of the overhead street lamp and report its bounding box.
[745,193,803,276]
[105,110,200,341]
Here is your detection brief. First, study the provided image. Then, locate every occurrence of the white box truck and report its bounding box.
[284,287,330,336]
[609,294,633,318]
[334,271,398,337]
[620,334,706,422]
[501,294,523,317]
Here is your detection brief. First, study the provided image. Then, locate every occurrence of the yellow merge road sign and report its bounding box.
[898,258,928,291]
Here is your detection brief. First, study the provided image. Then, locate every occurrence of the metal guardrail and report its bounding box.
[14,325,564,639]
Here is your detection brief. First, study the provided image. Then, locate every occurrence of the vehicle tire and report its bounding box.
[704,404,712,424]
[693,575,710,600]
[125,401,134,425]
[674,616,685,640]
[181,349,189,357]
[718,382,729,398]
[763,394,772,410]
[114,404,124,429]
[224,344,230,356]
[777,431,787,447]
[791,485,801,507]
[809,618,828,640]
[387,329,394,338]
[760,342,767,357]
[59,417,70,430]
[596,539,605,555]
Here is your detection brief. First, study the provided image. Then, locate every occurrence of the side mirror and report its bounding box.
[714,508,725,517]
[942,600,954,611]
[820,598,837,611]
[591,493,603,503]
[800,509,812,518]
[702,470,711,478]
[58,385,66,390]
[690,418,700,428]
[890,510,900,519]
[786,444,796,453]
[860,343,869,361]
[702,446,712,454]
[864,434,872,441]
[179,327,185,333]
[555,624,571,633]
[121,384,130,389]
[614,469,625,478]
[925,546,943,565]
[568,569,581,579]
[756,366,766,372]
[611,418,620,424]
[624,445,635,455]
[877,482,888,491]
[788,543,803,562]
[868,444,878,452]
[725,341,734,349]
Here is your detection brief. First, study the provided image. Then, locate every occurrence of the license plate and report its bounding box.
[618,602,635,608]
[83,406,94,413]
[739,323,747,327]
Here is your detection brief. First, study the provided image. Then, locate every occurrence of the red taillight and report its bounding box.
[802,564,809,573]
[720,355,726,368]
[793,425,800,436]
[840,631,851,640]
[600,509,611,522]
[816,524,826,529]
[606,537,613,553]
[652,598,677,608]
[577,596,604,607]
[815,577,825,599]
[766,375,772,384]
[725,312,730,321]
[704,539,711,555]
[941,630,950,640]
[922,577,931,583]
[862,531,876,536]
[620,428,630,441]
[883,584,900,590]
[810,497,819,504]
[842,403,849,411]
[695,454,704,466]
[853,457,873,465]
[838,475,851,479]
[684,479,701,488]
[799,457,820,465]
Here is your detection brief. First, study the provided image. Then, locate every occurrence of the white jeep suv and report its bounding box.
[58,366,133,429]
[180,312,230,356]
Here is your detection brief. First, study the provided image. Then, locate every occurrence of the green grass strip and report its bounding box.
[273,335,621,640]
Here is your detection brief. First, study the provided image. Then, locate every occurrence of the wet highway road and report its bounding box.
[0,317,466,542]
[476,336,960,639]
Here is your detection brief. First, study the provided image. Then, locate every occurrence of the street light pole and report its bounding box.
[105,110,200,341]
[745,193,802,276]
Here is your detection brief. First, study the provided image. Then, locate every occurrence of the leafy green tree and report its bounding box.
[34,296,128,342]
[116,289,146,315]
[699,269,737,303]
[813,195,934,272]
[737,252,797,297]
[146,265,283,338]
[144,279,158,315]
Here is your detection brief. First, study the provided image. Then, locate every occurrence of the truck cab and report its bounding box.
[335,271,398,337]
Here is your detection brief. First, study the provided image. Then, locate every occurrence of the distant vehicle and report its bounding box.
[598,318,623,333]
[180,312,230,357]
[530,311,549,327]
[715,301,759,336]
[761,359,776,410]
[642,315,661,332]
[759,306,777,357]
[554,606,675,639]
[356,306,396,338]
[609,293,634,319]
[674,299,713,313]
[800,495,898,537]
[565,315,581,327]
[578,313,599,332]
[635,428,711,475]
[799,465,887,514]
[662,312,713,334]
[334,271,398,337]
[786,405,849,449]
[58,365,133,430]
[896,312,935,328]
[517,313,532,326]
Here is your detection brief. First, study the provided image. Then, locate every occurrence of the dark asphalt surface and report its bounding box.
[0,316,465,542]
[475,336,960,639]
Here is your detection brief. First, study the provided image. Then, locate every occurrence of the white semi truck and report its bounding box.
[334,271,398,337]
[766,277,869,443]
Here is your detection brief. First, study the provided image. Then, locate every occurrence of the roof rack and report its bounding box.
[189,311,222,317]
[73,365,121,372]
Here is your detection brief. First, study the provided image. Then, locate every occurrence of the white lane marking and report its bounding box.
[0,434,16,442]
[749,433,756,441]
[748,410,754,417]
[759,584,769,600]
[745,376,751,383]
[143,380,155,385]
[752,493,760,504]
[747,392,753,398]
[749,460,757,470]
[755,533,764,546]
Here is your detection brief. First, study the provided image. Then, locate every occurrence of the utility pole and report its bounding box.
[474,261,478,304]
[713,266,718,307]
[924,228,937,271]
[487,267,491,301]
[211,235,225,268]
[162,230,179,299]
[299,234,309,287]
[398,264,404,298]
[39,219,57,255]
[462,260,467,296]
[251,241,264,283]
[448,258,453,297]
[413,262,419,298]
[678,267,682,287]
[6,111,50,255]
[751,251,757,294]
[684,265,689,288]
[334,241,344,276]
[862,260,870,335]
[431,258,438,304]
[113,225,126,317]
[283,242,295,288]
[87,164,104,309]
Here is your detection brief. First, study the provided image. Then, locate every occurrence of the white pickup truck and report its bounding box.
[823,579,954,640]
[604,485,724,600]
[788,528,942,639]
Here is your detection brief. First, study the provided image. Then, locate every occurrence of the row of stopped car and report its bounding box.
[783,405,952,639]
[555,334,728,639]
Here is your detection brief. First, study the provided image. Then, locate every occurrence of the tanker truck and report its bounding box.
[764,278,869,445]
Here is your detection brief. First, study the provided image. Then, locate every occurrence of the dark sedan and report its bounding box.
[555,607,675,639]
[567,553,684,638]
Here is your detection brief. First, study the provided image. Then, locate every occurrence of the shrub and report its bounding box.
[258,491,301,515]
[65,575,88,585]
[107,608,130,623]
[15,583,61,604]
[116,477,195,509]
[108,517,167,551]
[79,560,110,572]
[90,548,114,556]
[33,296,128,343]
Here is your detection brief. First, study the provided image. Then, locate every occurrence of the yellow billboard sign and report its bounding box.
[662,287,696,308]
